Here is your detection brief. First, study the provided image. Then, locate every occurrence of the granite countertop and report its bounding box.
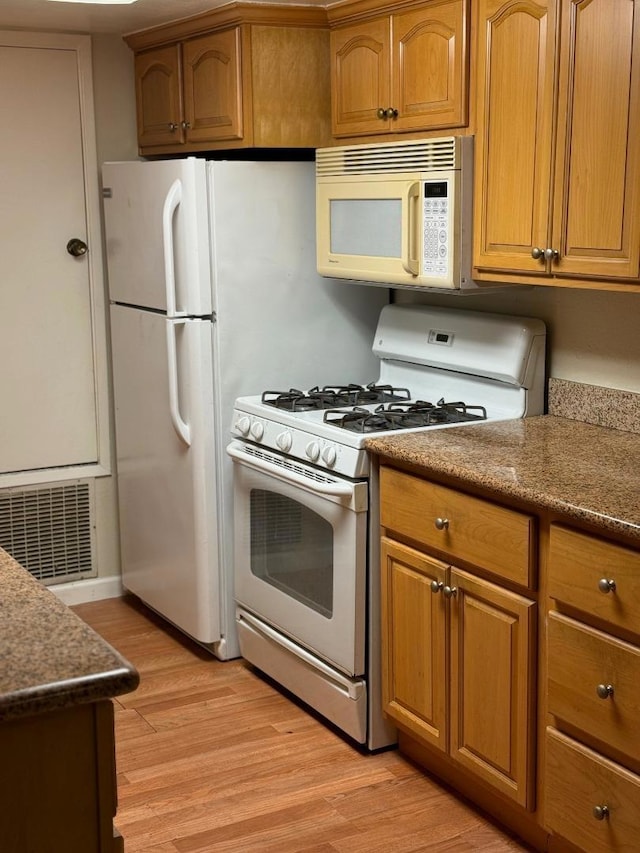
[0,547,139,722]
[366,415,640,543]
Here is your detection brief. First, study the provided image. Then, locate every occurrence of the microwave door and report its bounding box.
[316,176,422,286]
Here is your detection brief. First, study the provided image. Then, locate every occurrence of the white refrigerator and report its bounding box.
[102,158,387,658]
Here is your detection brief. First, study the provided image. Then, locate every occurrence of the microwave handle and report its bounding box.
[402,181,420,276]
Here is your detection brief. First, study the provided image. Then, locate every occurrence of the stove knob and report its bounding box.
[306,441,320,462]
[322,445,337,466]
[250,421,264,441]
[236,416,251,437]
[276,431,292,453]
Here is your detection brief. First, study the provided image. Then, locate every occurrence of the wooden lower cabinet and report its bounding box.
[546,728,640,853]
[381,536,536,809]
[0,700,121,852]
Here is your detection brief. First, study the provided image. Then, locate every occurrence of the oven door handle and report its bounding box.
[226,441,356,499]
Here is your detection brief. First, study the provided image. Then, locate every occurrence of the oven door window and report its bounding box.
[250,489,333,618]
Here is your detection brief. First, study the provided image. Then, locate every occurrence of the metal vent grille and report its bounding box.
[316,136,459,176]
[0,481,96,585]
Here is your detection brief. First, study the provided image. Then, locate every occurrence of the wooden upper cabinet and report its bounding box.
[330,0,469,139]
[126,3,332,154]
[473,0,555,275]
[552,0,640,281]
[331,18,391,137]
[474,0,640,288]
[134,44,184,148]
[182,29,243,144]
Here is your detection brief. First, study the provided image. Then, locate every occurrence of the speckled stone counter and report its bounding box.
[0,546,138,722]
[366,415,640,542]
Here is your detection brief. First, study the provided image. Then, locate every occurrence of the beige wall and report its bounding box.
[397,285,640,395]
[91,33,138,166]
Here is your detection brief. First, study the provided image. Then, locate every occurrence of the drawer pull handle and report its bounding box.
[592,805,610,821]
[430,580,444,594]
[598,578,616,593]
[434,517,449,531]
[443,585,457,599]
[596,683,614,700]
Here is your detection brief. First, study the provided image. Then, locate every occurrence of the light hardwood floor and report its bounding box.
[73,596,532,853]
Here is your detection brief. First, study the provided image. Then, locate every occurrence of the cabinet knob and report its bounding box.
[596,683,614,700]
[430,580,444,594]
[531,247,544,260]
[592,805,610,821]
[168,122,178,132]
[443,585,457,599]
[385,107,398,119]
[181,120,191,130]
[376,107,386,119]
[434,517,449,530]
[598,578,616,594]
[544,247,560,261]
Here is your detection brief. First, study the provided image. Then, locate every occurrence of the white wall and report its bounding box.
[86,35,137,583]
[397,285,640,394]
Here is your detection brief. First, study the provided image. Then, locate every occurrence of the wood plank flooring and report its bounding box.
[73,596,532,853]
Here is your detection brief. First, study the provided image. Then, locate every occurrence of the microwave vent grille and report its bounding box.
[316,136,460,176]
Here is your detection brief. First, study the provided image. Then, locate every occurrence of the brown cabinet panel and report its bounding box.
[450,568,536,809]
[547,612,640,761]
[381,537,448,750]
[545,727,640,853]
[380,465,534,587]
[473,0,554,275]
[547,524,640,636]
[135,44,184,147]
[183,29,244,143]
[552,0,640,280]
[393,0,468,131]
[331,18,391,137]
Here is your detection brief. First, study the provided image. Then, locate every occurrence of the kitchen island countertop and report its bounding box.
[0,546,138,721]
[366,414,640,542]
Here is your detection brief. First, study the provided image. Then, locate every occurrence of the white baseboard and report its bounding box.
[51,575,124,606]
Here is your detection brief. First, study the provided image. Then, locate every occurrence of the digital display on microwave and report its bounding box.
[425,182,448,199]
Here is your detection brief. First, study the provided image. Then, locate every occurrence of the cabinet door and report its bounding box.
[449,568,536,809]
[135,45,184,148]
[473,0,556,275]
[182,29,244,144]
[331,18,391,137]
[551,0,640,280]
[392,0,469,132]
[380,537,447,751]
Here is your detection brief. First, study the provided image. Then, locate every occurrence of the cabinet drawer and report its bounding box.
[380,467,534,586]
[548,525,640,635]
[547,612,640,761]
[545,727,640,853]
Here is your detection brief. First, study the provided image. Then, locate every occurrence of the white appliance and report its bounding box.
[102,158,388,658]
[316,136,482,291]
[228,304,546,747]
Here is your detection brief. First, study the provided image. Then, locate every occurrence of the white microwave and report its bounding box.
[316,136,477,291]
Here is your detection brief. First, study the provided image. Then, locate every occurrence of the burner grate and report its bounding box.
[323,398,488,433]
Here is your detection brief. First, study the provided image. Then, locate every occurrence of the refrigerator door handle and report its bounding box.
[162,179,185,318]
[166,318,191,446]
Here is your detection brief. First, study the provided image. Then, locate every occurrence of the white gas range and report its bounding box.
[227,305,546,750]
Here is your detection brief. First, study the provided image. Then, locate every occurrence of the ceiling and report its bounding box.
[0,0,325,36]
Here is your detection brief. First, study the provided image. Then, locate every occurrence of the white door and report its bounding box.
[0,33,108,479]
[110,304,220,644]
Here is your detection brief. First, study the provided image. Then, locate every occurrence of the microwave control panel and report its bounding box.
[422,180,451,280]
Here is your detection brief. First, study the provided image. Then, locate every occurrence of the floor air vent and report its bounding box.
[0,481,96,585]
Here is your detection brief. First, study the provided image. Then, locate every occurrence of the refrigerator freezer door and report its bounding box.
[110,304,220,644]
[103,159,211,317]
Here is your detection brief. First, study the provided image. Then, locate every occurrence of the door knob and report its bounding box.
[66,238,88,257]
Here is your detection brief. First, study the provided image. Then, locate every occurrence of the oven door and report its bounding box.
[227,439,367,676]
